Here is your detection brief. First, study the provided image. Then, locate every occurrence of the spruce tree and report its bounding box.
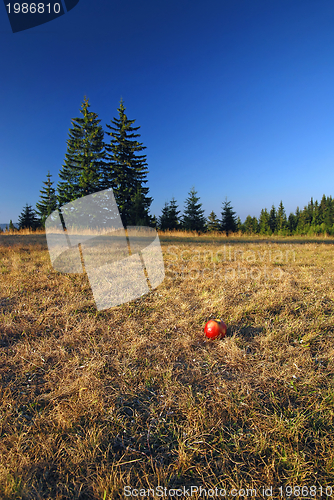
[207,211,221,232]
[102,98,152,227]
[295,207,301,232]
[182,187,206,232]
[244,215,254,234]
[311,200,321,227]
[158,198,180,230]
[36,171,58,226]
[298,206,310,233]
[259,208,270,235]
[168,198,180,230]
[126,185,151,226]
[18,204,40,230]
[276,200,287,232]
[9,220,16,231]
[57,96,105,206]
[220,199,237,236]
[159,202,171,231]
[288,212,297,234]
[324,196,334,231]
[252,216,259,233]
[318,195,327,225]
[269,205,277,234]
[306,197,314,225]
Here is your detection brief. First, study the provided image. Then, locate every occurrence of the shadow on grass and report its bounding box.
[1,233,334,249]
[0,234,48,248]
[160,235,334,245]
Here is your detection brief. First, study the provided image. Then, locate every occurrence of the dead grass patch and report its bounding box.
[0,232,334,498]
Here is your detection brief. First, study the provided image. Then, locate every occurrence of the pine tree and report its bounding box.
[311,200,321,227]
[252,216,259,233]
[159,202,171,231]
[259,208,270,235]
[126,185,151,226]
[102,98,152,227]
[57,96,105,206]
[295,207,301,232]
[220,198,237,236]
[9,220,16,231]
[288,212,297,234]
[269,205,277,234]
[36,171,58,226]
[182,187,206,232]
[168,198,180,230]
[324,196,334,231]
[18,204,40,230]
[158,198,180,230]
[298,206,310,233]
[318,194,327,225]
[306,197,314,225]
[207,211,221,232]
[244,215,254,234]
[276,200,287,232]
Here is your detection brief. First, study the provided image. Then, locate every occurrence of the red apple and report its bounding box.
[219,320,227,339]
[204,319,227,339]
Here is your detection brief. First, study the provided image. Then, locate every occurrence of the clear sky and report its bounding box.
[1,0,334,224]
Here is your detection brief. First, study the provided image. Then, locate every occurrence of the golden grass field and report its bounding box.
[1,230,334,499]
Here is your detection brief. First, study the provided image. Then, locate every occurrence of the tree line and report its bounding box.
[156,194,334,236]
[2,96,333,236]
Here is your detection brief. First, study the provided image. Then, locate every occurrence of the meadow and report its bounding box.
[0,230,334,499]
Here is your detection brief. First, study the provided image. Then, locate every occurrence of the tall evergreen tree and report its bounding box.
[276,200,287,232]
[288,212,297,233]
[318,194,328,225]
[252,216,259,233]
[18,204,40,230]
[295,206,301,230]
[207,211,221,232]
[36,171,58,226]
[168,198,180,230]
[102,98,152,226]
[220,199,237,236]
[324,196,334,230]
[311,200,321,227]
[159,198,180,230]
[269,205,277,234]
[259,208,270,234]
[9,220,16,231]
[182,187,206,232]
[306,197,314,224]
[126,185,151,226]
[159,202,171,231]
[244,215,254,234]
[57,96,105,206]
[297,206,310,233]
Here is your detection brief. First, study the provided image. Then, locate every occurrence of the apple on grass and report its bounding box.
[204,319,227,339]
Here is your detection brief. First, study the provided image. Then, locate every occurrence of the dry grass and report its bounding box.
[1,231,334,499]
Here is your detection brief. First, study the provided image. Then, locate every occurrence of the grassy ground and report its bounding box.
[1,231,334,499]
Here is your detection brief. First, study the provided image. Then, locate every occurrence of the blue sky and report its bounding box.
[1,0,334,224]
